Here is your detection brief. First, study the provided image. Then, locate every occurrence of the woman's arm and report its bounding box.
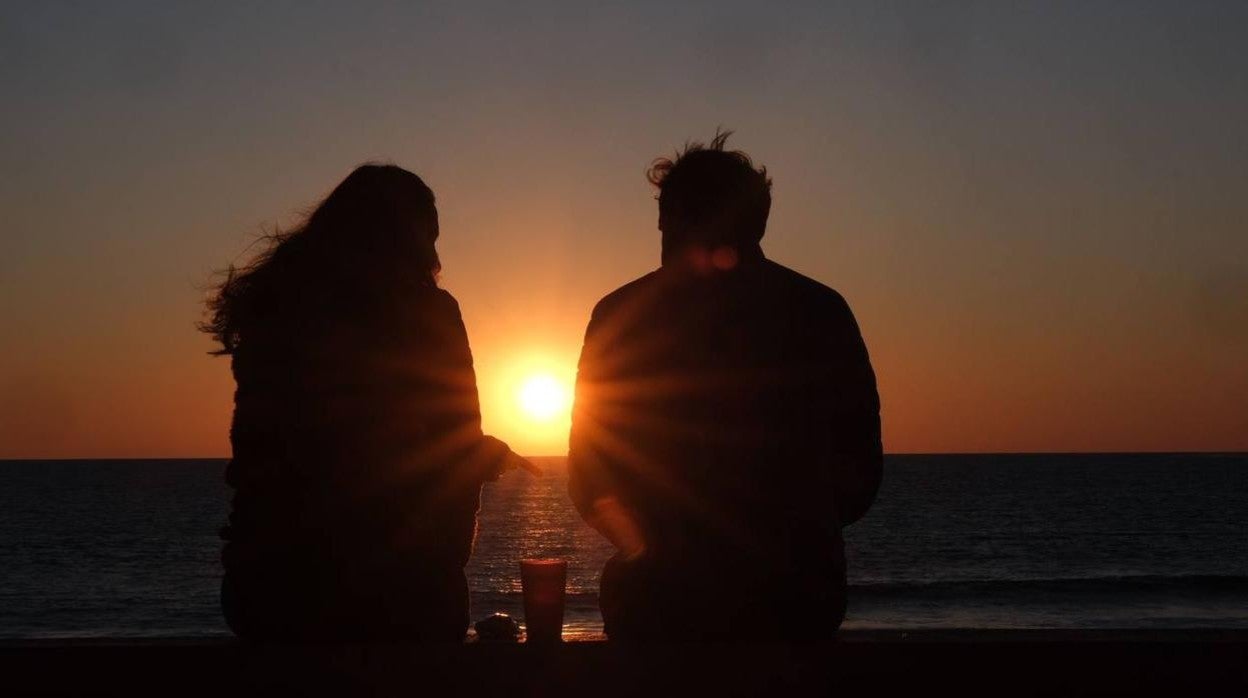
[433,291,536,482]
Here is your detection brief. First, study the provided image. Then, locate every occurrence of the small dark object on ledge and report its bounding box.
[474,613,521,642]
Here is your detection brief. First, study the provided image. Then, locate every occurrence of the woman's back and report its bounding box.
[206,165,499,641]
[222,284,487,641]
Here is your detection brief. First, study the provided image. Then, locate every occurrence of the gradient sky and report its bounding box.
[2,1,1246,458]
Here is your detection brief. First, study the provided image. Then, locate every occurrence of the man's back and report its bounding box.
[569,254,882,640]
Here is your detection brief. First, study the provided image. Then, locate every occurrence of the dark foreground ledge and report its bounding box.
[3,630,1246,697]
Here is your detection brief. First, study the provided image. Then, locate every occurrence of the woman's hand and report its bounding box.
[479,435,542,479]
[503,450,543,477]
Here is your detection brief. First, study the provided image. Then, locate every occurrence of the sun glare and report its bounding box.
[483,353,577,455]
[517,374,571,422]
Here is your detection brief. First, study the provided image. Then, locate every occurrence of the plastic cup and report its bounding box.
[520,559,567,643]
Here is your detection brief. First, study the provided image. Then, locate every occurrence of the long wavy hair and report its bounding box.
[202,164,442,355]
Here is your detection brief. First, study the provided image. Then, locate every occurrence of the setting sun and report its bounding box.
[517,374,571,422]
[476,350,577,456]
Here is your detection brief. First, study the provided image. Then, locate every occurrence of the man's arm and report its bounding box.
[567,303,647,558]
[825,293,883,527]
[568,304,614,519]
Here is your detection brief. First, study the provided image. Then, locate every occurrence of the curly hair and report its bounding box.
[647,129,772,250]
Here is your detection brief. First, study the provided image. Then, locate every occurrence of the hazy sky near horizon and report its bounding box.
[2,1,1246,457]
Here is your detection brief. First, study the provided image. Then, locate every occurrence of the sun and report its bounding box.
[480,353,577,454]
[517,373,571,422]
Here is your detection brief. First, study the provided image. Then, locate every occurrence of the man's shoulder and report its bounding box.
[761,259,852,313]
[590,268,665,320]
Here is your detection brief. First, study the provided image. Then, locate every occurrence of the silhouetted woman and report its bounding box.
[204,164,527,641]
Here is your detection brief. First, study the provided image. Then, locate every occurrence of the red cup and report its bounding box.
[520,559,567,643]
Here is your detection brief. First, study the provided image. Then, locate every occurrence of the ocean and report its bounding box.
[1,454,1245,639]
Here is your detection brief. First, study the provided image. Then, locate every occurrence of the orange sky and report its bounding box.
[2,3,1246,457]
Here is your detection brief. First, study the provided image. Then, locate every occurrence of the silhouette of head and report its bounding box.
[306,163,439,264]
[203,163,441,354]
[648,130,772,265]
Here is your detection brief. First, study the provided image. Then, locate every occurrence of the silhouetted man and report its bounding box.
[568,133,882,640]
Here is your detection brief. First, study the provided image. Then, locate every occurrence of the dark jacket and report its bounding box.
[568,249,882,640]
[220,286,495,641]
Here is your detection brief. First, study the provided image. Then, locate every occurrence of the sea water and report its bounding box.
[1,454,1245,638]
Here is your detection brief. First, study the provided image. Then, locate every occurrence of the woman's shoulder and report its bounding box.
[380,283,457,316]
[386,286,465,345]
[430,287,461,314]
[417,288,462,330]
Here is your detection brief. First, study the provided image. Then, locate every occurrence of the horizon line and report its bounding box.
[1,449,1246,462]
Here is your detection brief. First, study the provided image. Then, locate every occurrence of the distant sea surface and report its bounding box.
[2,454,1246,639]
